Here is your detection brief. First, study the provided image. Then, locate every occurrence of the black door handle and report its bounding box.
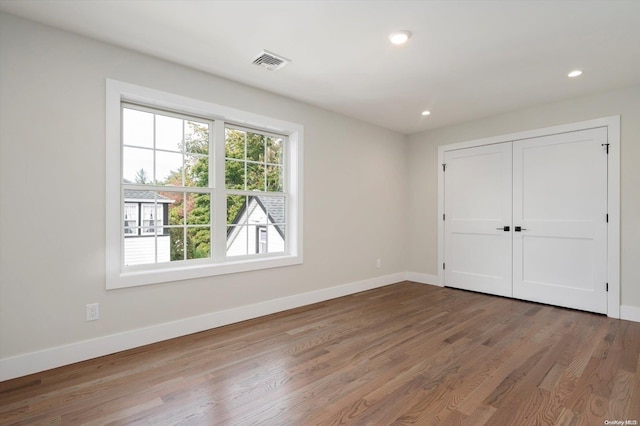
[496,226,510,231]
[514,226,527,232]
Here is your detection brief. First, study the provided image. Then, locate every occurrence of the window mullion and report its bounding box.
[213,120,227,261]
[181,119,186,187]
[243,132,248,192]
[182,192,187,261]
[152,113,157,185]
[154,194,158,264]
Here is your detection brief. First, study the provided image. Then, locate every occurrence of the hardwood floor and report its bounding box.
[1,282,639,425]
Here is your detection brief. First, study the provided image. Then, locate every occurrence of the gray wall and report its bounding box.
[2,10,638,368]
[0,13,409,359]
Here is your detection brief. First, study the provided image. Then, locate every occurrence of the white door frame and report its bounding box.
[437,116,620,318]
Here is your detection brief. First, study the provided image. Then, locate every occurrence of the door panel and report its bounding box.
[444,143,512,297]
[512,128,608,313]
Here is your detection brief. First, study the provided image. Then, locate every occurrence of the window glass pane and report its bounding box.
[160,192,184,226]
[187,193,211,225]
[124,237,155,266]
[246,132,265,162]
[225,159,245,190]
[155,114,183,152]
[155,151,183,185]
[123,224,173,265]
[226,225,247,257]
[185,154,208,187]
[227,195,247,225]
[141,204,163,235]
[255,226,268,254]
[169,227,185,261]
[225,128,244,160]
[263,196,286,226]
[267,225,285,253]
[266,165,283,192]
[266,137,284,165]
[123,192,174,232]
[224,127,285,196]
[247,196,268,225]
[187,227,210,259]
[124,203,139,236]
[246,225,260,255]
[246,162,265,191]
[123,108,153,148]
[123,147,153,184]
[157,230,171,263]
[185,121,209,155]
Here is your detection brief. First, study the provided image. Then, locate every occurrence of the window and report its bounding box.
[106,80,303,289]
[225,127,286,257]
[121,104,212,264]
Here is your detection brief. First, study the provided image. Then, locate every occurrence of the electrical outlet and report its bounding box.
[376,259,382,268]
[86,303,99,321]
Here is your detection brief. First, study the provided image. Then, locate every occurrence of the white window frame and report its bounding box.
[106,79,304,289]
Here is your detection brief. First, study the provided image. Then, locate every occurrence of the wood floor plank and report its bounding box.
[627,356,640,421]
[605,369,634,420]
[1,282,639,425]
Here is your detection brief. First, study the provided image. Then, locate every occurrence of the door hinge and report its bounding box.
[602,143,610,154]
[443,213,446,221]
[443,263,446,270]
[606,213,609,223]
[606,283,609,292]
[442,163,447,172]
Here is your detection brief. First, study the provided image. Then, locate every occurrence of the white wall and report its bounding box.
[407,85,640,310]
[0,13,408,370]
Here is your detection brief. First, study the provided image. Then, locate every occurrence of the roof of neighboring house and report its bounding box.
[256,196,285,227]
[124,188,174,203]
[228,195,285,239]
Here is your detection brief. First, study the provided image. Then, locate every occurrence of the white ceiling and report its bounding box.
[2,0,639,135]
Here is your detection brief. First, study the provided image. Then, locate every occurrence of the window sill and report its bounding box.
[107,254,303,290]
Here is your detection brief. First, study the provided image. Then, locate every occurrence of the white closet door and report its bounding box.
[512,128,608,313]
[444,143,512,297]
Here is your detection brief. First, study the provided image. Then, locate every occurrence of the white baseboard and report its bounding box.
[4,272,632,382]
[621,305,640,323]
[405,272,440,286]
[0,272,405,382]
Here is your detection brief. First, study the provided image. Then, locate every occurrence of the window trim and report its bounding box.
[106,79,304,289]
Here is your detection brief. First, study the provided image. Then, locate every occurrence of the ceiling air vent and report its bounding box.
[251,50,290,71]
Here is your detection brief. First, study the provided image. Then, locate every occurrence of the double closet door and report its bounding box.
[443,128,608,314]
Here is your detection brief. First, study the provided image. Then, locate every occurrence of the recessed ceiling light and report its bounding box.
[389,30,411,45]
[421,110,431,116]
[568,70,583,78]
